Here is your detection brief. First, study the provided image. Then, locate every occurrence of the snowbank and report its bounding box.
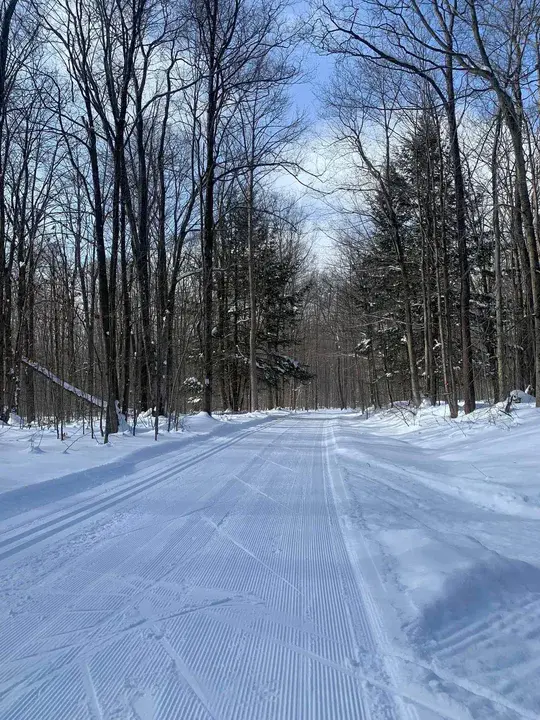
[330,400,540,717]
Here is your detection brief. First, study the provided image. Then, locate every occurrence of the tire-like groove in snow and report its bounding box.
[0,419,283,562]
[319,422,404,720]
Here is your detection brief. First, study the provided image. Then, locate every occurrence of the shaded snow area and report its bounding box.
[0,405,539,718]
[0,410,286,493]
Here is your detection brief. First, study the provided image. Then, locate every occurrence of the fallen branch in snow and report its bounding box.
[22,358,106,409]
[62,425,87,453]
[29,429,45,453]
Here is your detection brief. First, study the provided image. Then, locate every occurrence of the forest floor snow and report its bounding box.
[0,403,539,718]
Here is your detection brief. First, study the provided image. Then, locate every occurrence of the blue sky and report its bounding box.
[294,52,334,120]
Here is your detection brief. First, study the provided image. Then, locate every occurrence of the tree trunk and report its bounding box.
[202,20,217,415]
[247,166,258,412]
[492,113,505,401]
[445,53,475,413]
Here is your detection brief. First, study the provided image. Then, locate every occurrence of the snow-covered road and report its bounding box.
[1,412,539,719]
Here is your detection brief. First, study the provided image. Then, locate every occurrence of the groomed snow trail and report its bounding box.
[2,412,537,719]
[0,414,413,720]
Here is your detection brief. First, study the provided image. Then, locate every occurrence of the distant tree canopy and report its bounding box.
[1,0,540,437]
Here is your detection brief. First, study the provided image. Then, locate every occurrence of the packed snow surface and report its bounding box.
[1,403,540,718]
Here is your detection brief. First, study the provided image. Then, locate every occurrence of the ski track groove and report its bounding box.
[0,420,294,715]
[80,659,104,720]
[143,610,218,720]
[324,422,418,720]
[0,420,280,562]
[392,650,540,720]
[202,516,304,596]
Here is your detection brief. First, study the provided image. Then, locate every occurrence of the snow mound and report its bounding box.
[508,388,536,404]
[377,526,540,643]
[412,553,540,641]
[183,411,219,433]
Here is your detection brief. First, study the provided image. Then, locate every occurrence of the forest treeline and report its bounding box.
[0,0,539,439]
